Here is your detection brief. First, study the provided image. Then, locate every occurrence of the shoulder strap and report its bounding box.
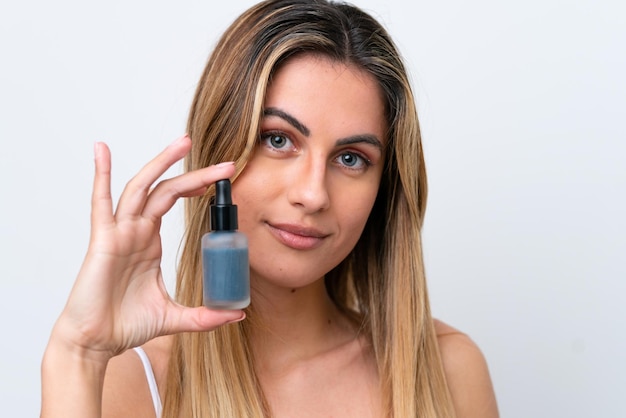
[133,346,163,417]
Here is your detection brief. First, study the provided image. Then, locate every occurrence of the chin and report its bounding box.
[250,264,329,291]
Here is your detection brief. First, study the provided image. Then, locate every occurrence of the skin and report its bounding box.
[42,55,498,418]
[234,55,386,292]
[41,138,245,418]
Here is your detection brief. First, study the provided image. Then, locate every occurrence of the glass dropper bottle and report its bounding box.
[201,179,250,309]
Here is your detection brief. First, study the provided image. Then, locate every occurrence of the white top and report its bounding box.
[133,346,163,418]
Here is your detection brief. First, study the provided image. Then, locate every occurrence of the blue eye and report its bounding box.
[268,134,288,149]
[336,152,369,170]
[260,132,293,151]
[340,153,359,167]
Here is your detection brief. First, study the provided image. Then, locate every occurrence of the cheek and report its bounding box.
[232,160,266,208]
[231,159,280,235]
[231,177,260,233]
[334,180,381,236]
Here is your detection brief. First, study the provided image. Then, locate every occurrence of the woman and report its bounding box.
[41,1,498,417]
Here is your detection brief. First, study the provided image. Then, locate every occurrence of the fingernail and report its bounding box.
[172,134,189,146]
[214,161,235,168]
[94,142,102,158]
[227,311,246,324]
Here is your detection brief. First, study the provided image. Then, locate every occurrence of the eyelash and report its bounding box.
[259,131,373,171]
[334,152,372,170]
[259,131,295,153]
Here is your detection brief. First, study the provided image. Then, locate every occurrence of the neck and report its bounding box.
[248,276,357,374]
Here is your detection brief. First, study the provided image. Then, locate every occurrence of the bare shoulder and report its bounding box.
[102,336,173,418]
[434,319,499,418]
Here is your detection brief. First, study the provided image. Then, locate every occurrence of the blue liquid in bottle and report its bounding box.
[202,234,250,309]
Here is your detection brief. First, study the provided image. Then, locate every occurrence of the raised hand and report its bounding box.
[49,135,244,363]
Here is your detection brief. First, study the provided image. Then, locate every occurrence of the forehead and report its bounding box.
[264,54,387,143]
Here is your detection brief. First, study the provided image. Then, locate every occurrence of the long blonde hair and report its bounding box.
[163,1,455,416]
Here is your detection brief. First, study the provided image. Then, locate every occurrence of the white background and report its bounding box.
[1,0,624,416]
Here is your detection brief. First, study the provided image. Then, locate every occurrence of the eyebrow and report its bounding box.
[336,134,384,152]
[262,107,383,152]
[263,107,310,136]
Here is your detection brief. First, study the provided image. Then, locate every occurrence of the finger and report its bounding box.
[184,186,209,198]
[114,135,192,218]
[164,305,246,334]
[141,162,235,221]
[91,142,114,227]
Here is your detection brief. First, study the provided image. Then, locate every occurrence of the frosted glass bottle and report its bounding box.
[201,179,250,309]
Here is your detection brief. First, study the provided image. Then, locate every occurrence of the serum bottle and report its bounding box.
[202,179,250,309]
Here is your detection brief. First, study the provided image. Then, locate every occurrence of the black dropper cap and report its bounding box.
[210,179,238,231]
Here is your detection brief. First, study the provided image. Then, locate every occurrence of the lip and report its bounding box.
[266,222,329,250]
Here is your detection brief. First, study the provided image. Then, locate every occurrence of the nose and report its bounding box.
[287,155,330,213]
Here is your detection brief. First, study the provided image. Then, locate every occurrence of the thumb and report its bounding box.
[166,305,246,334]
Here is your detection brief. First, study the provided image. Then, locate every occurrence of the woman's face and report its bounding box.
[232,54,387,291]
